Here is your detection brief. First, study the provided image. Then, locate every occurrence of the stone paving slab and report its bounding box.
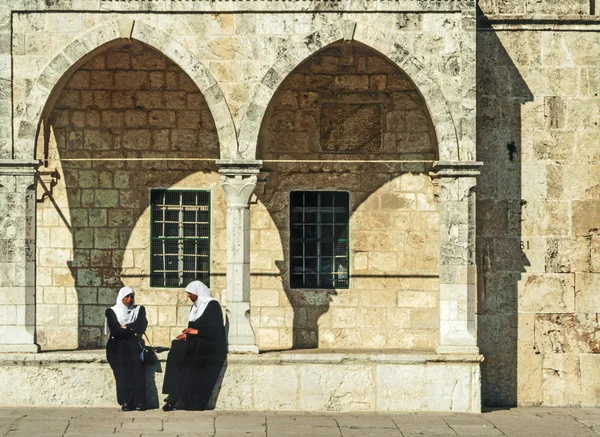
[1,407,600,436]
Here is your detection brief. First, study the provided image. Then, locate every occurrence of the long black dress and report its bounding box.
[162,300,227,410]
[105,306,148,408]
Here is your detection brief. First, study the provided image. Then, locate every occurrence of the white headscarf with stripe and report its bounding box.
[105,286,140,334]
[185,280,216,322]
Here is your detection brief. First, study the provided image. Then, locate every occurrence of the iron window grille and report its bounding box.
[150,190,210,288]
[290,191,350,289]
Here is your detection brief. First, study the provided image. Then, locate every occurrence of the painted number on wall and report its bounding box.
[520,240,530,250]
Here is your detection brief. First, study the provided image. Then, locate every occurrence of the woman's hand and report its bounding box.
[182,328,198,335]
[176,333,187,341]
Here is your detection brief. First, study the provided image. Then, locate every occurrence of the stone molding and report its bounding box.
[237,21,462,162]
[0,160,41,176]
[218,165,261,209]
[13,19,237,161]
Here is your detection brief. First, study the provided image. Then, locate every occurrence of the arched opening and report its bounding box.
[36,40,224,350]
[251,41,440,350]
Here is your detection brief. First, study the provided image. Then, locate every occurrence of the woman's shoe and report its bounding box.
[163,396,172,404]
[121,403,132,412]
[134,404,145,411]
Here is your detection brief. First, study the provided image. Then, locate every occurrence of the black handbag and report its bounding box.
[139,333,158,364]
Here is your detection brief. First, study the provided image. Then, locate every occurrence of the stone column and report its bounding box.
[218,161,261,353]
[435,161,482,355]
[0,160,40,353]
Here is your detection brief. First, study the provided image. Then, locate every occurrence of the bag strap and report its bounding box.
[143,332,153,347]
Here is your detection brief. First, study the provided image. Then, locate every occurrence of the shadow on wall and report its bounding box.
[476,15,533,407]
[40,40,219,349]
[255,41,440,350]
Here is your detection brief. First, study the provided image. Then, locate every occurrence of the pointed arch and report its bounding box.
[14,19,237,160]
[237,21,460,162]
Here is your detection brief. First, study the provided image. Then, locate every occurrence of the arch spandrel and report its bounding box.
[238,21,460,162]
[14,19,237,161]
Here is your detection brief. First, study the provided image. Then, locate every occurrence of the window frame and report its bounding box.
[288,190,350,290]
[149,189,211,288]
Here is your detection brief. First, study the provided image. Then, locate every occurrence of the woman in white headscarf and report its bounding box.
[162,280,227,411]
[105,286,148,411]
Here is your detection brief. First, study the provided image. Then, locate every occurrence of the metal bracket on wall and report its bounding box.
[36,169,60,203]
[250,171,269,204]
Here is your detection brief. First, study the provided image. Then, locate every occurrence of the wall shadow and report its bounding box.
[39,39,220,350]
[476,15,533,407]
[255,41,440,350]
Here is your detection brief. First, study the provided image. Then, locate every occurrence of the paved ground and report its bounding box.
[1,407,600,436]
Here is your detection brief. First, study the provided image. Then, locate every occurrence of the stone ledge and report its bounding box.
[0,349,482,411]
[0,349,483,366]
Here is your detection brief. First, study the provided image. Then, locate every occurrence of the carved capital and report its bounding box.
[219,167,260,209]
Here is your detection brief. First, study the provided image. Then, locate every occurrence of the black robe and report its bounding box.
[162,300,227,410]
[105,306,148,408]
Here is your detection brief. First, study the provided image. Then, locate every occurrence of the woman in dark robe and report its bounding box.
[105,286,148,411]
[162,280,227,411]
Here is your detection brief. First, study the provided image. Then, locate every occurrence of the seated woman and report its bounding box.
[162,280,227,411]
[105,286,148,411]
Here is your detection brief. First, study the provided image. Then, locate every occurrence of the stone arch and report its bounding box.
[14,18,236,160]
[238,20,459,162]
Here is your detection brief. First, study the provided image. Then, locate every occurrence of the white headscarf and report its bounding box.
[105,286,141,335]
[186,280,216,322]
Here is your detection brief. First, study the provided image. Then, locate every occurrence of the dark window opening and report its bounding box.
[150,190,210,287]
[290,191,349,289]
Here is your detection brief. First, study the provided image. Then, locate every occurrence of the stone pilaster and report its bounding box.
[218,161,261,353]
[435,161,482,355]
[0,160,40,353]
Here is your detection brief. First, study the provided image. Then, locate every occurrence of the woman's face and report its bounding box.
[187,292,198,303]
[122,294,134,307]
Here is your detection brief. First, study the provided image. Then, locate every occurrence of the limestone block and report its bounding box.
[572,200,600,236]
[546,238,591,273]
[396,290,437,308]
[519,274,574,313]
[330,308,357,329]
[410,308,439,329]
[259,307,285,328]
[562,163,600,201]
[158,305,177,326]
[49,227,72,249]
[215,365,254,410]
[533,313,600,354]
[83,305,106,326]
[253,366,298,409]
[575,273,600,313]
[329,290,358,307]
[521,201,570,237]
[592,237,600,272]
[580,354,600,407]
[386,308,411,328]
[386,329,437,349]
[541,353,582,406]
[358,289,396,307]
[58,305,78,326]
[299,365,375,411]
[368,251,397,272]
[376,364,474,411]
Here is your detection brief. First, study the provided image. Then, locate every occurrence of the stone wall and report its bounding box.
[250,42,440,350]
[36,40,225,349]
[477,26,600,406]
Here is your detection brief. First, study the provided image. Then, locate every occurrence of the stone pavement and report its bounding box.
[1,407,600,437]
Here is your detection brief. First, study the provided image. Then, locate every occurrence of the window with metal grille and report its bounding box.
[150,190,210,288]
[290,191,349,289]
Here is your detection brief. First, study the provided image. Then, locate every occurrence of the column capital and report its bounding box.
[219,162,262,209]
[433,161,483,177]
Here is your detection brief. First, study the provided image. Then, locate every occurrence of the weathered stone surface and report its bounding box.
[518,274,575,313]
[0,351,481,412]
